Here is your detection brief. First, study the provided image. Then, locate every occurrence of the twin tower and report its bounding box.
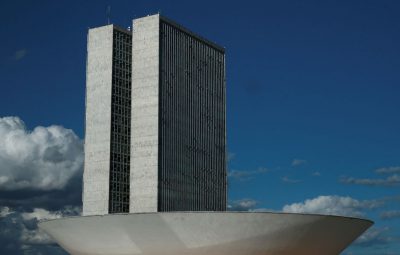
[83,14,226,215]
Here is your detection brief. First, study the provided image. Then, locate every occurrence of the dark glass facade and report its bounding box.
[109,27,132,213]
[105,18,226,213]
[158,19,227,211]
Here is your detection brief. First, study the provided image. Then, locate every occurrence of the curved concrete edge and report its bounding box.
[39,210,375,223]
[39,212,373,255]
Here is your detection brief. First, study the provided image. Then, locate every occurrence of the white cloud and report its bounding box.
[0,206,81,249]
[22,206,80,222]
[282,176,301,183]
[19,206,80,245]
[250,208,276,212]
[375,166,400,174]
[14,49,27,61]
[312,171,321,176]
[341,175,400,187]
[228,199,258,211]
[292,159,307,167]
[228,167,269,181]
[282,195,383,217]
[341,166,400,187]
[0,207,12,218]
[380,210,400,220]
[20,225,54,245]
[0,116,83,191]
[22,208,62,221]
[354,227,393,247]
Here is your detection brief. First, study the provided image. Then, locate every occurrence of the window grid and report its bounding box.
[109,29,132,213]
[158,21,226,212]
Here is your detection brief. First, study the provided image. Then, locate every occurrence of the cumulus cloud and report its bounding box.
[228,167,269,181]
[0,206,79,254]
[375,166,400,174]
[282,195,383,217]
[0,117,82,254]
[25,206,80,221]
[0,206,81,254]
[20,225,54,245]
[0,206,12,218]
[22,208,63,221]
[0,178,83,212]
[20,206,80,245]
[228,199,258,211]
[0,116,83,191]
[292,159,307,167]
[340,175,400,187]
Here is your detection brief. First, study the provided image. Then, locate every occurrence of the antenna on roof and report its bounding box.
[106,5,111,25]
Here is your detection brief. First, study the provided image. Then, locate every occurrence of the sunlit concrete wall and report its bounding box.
[83,25,114,216]
[130,15,160,213]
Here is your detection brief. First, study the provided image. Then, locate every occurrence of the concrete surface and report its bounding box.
[39,212,373,255]
[83,25,114,216]
[130,14,160,213]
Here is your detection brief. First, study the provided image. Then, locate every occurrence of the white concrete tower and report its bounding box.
[83,25,114,216]
[83,25,132,216]
[130,15,160,213]
[130,14,226,213]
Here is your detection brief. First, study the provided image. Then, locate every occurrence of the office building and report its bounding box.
[131,15,226,213]
[83,14,226,215]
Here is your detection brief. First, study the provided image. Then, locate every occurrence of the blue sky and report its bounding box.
[0,1,399,254]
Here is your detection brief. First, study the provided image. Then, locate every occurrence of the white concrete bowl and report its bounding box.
[39,212,372,255]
